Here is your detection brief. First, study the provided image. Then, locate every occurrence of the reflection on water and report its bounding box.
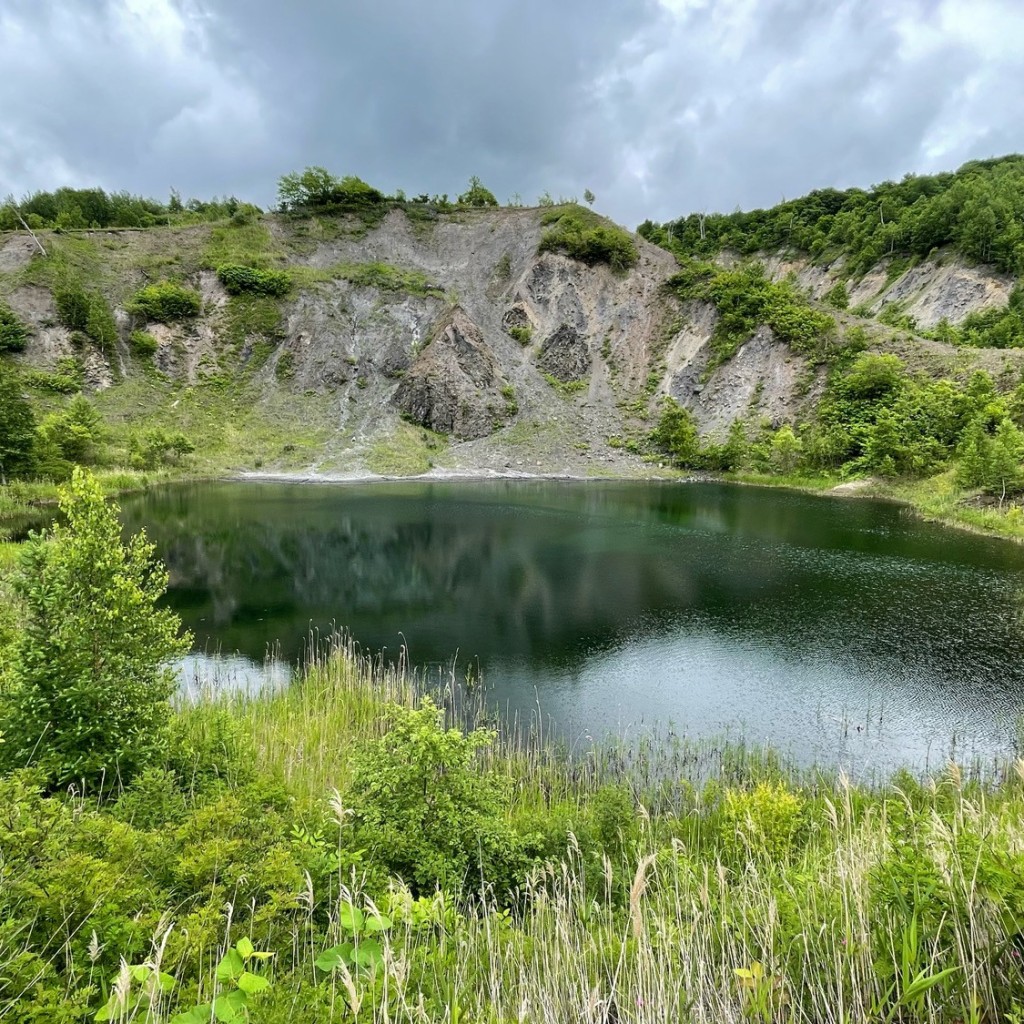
[120,479,1024,774]
[177,653,292,701]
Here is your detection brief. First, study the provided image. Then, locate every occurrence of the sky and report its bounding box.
[1,0,1022,227]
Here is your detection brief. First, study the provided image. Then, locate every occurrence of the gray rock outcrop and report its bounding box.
[393,308,511,439]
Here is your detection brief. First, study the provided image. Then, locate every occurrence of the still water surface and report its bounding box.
[119,480,1024,774]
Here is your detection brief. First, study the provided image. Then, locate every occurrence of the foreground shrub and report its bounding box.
[128,280,202,323]
[348,699,523,893]
[0,469,191,789]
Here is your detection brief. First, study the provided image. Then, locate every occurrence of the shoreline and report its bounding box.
[3,460,1022,553]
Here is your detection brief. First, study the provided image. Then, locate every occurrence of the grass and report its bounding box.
[363,422,448,476]
[91,376,335,472]
[5,635,1021,1021]
[291,261,443,298]
[542,372,588,396]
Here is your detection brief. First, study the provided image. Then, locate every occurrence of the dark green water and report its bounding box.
[119,479,1024,772]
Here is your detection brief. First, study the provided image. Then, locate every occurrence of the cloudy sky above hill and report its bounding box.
[1,0,1022,225]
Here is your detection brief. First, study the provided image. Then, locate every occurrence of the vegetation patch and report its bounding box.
[54,278,117,353]
[292,261,442,298]
[127,280,202,323]
[668,259,842,368]
[538,205,638,272]
[542,372,588,396]
[0,300,29,352]
[217,264,292,297]
[364,422,447,475]
[202,220,283,271]
[642,153,1024,276]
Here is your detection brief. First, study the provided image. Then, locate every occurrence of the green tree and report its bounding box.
[348,699,518,893]
[0,300,29,352]
[277,166,338,209]
[650,398,702,467]
[458,176,498,207]
[769,425,803,474]
[0,365,37,483]
[583,188,596,207]
[1,469,191,789]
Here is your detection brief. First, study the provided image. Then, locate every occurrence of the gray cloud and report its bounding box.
[0,0,1021,227]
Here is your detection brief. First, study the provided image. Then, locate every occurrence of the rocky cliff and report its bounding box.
[1,206,1020,476]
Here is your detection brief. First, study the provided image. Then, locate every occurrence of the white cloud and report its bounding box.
[0,0,1022,223]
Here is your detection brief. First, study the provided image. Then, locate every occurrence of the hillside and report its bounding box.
[2,164,1024,537]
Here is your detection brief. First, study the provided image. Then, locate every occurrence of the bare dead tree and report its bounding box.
[5,203,46,256]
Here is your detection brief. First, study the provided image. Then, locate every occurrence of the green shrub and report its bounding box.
[128,280,202,323]
[0,469,191,789]
[650,397,701,467]
[54,282,117,352]
[348,699,522,894]
[37,395,104,466]
[53,282,91,332]
[22,356,84,395]
[458,175,499,207]
[0,300,29,352]
[216,264,292,297]
[825,281,850,309]
[128,428,195,469]
[722,781,804,862]
[508,325,532,346]
[539,207,638,271]
[0,365,37,482]
[129,330,158,356]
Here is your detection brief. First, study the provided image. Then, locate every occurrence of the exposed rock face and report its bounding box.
[502,304,532,333]
[536,323,591,382]
[665,317,811,434]
[393,308,511,439]
[3,206,1022,475]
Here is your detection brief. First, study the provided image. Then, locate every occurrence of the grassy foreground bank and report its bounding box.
[2,634,1024,1022]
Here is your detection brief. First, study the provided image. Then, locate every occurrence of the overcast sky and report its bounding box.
[1,0,1022,226]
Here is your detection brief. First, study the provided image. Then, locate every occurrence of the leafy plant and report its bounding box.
[0,469,191,789]
[171,938,274,1024]
[95,962,176,1022]
[128,281,202,323]
[348,699,520,893]
[0,300,29,352]
[216,264,291,297]
[315,903,392,974]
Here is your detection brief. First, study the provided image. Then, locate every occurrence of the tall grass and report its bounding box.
[6,637,1024,1021]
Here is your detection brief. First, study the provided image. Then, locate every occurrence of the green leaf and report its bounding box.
[212,989,248,1022]
[902,966,958,1003]
[353,939,383,968]
[215,947,244,983]
[236,971,271,995]
[170,1006,213,1024]
[338,904,365,933]
[314,943,353,972]
[236,936,254,959]
[363,914,392,933]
